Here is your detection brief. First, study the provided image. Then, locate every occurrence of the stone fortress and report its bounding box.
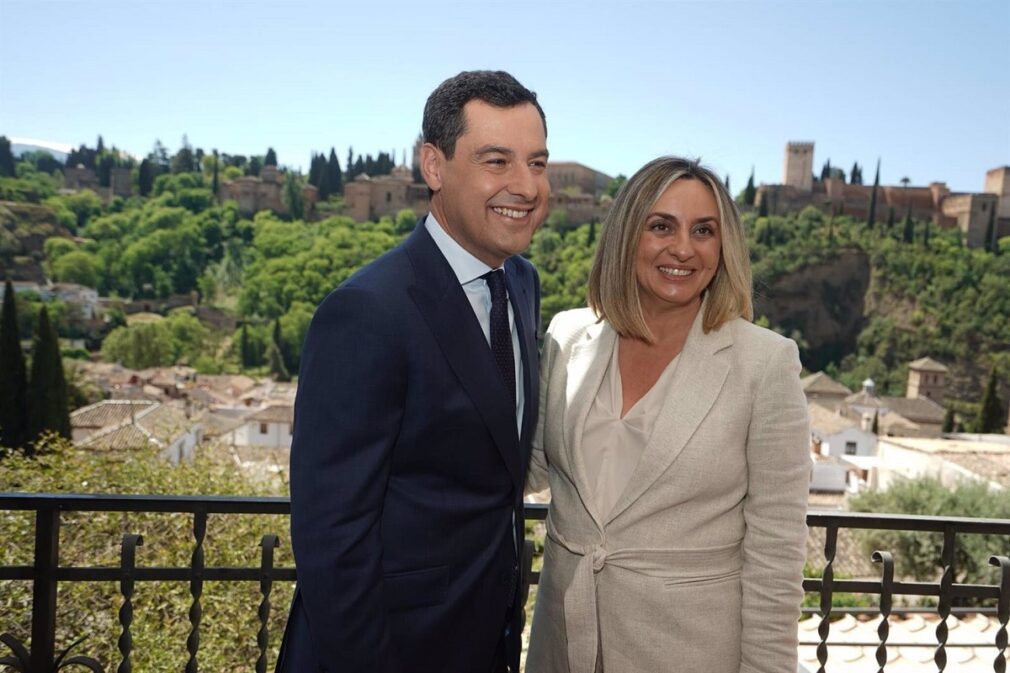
[757,141,1010,248]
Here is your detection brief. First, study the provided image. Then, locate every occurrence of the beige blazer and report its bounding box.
[526,307,810,673]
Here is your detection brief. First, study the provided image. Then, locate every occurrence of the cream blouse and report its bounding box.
[581,339,681,518]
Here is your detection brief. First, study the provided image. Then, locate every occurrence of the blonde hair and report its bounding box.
[587,156,753,341]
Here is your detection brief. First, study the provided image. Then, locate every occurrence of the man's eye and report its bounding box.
[530,161,547,170]
[487,159,506,166]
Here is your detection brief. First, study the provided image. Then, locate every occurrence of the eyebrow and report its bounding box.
[474,145,550,160]
[649,212,720,225]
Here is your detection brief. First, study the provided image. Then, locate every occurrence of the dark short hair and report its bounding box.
[422,70,546,159]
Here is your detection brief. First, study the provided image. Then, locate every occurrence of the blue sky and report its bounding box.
[1,0,1007,193]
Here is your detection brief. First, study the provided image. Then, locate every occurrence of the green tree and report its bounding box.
[26,306,71,445]
[327,148,343,195]
[0,135,16,177]
[942,408,955,433]
[138,159,155,196]
[758,195,768,217]
[52,250,100,287]
[605,174,627,199]
[743,168,756,206]
[865,159,880,229]
[850,477,1010,585]
[212,149,220,197]
[267,341,290,382]
[265,147,278,167]
[283,171,304,221]
[239,323,254,369]
[0,279,28,448]
[171,135,195,174]
[886,206,895,232]
[902,212,915,243]
[101,321,176,369]
[976,368,1006,433]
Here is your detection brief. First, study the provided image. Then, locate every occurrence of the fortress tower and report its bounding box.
[985,166,1010,219]
[783,142,814,192]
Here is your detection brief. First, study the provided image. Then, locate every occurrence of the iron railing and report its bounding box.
[1,494,1009,672]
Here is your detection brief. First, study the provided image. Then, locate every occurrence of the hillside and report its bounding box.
[1,159,1006,411]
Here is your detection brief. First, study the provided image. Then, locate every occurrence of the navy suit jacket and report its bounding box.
[276,221,540,673]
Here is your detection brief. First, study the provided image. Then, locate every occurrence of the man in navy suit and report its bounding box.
[276,71,549,673]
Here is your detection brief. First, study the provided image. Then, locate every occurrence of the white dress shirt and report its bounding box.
[424,214,525,436]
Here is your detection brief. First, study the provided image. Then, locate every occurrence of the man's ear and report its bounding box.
[420,143,444,192]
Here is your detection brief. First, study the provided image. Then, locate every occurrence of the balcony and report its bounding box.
[2,493,1010,672]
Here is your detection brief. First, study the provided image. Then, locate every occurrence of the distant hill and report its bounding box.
[11,139,71,163]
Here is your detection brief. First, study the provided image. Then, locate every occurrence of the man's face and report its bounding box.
[423,100,550,268]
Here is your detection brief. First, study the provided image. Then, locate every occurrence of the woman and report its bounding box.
[526,157,810,673]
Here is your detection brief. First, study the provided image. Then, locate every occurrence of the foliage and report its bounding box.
[976,368,1006,433]
[0,437,294,673]
[849,477,1010,588]
[0,280,28,449]
[100,310,217,370]
[26,307,71,447]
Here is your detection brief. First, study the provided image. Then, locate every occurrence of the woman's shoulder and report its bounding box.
[544,307,601,345]
[722,317,799,359]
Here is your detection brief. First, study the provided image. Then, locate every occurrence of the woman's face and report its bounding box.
[634,178,722,318]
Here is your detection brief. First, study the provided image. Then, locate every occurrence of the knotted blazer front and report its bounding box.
[526,306,811,673]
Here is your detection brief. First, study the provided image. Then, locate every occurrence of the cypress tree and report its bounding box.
[267,342,290,382]
[886,206,896,232]
[724,174,730,192]
[902,212,915,243]
[820,159,831,181]
[26,306,71,446]
[986,207,997,253]
[265,147,278,167]
[866,159,880,229]
[922,220,930,249]
[942,408,955,434]
[0,136,16,177]
[744,168,756,206]
[871,411,879,435]
[317,161,331,200]
[138,159,154,196]
[327,148,343,195]
[976,368,1006,433]
[0,280,28,448]
[211,149,220,196]
[346,147,355,180]
[239,324,252,369]
[308,153,322,187]
[283,172,304,221]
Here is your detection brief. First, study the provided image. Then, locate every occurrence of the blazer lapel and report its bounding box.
[405,224,523,490]
[604,309,733,525]
[564,320,615,528]
[505,263,536,471]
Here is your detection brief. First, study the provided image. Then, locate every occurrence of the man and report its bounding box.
[276,71,549,673]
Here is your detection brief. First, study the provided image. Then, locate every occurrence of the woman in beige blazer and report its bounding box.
[526,157,810,673]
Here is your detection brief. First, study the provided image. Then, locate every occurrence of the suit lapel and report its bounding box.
[405,224,522,490]
[505,263,536,473]
[564,320,614,528]
[604,309,733,525]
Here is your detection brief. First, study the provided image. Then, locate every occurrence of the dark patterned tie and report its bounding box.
[483,269,516,405]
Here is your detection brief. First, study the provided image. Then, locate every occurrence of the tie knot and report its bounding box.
[483,269,507,300]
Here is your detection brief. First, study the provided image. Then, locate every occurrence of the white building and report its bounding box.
[808,403,877,493]
[235,404,293,450]
[876,436,1010,491]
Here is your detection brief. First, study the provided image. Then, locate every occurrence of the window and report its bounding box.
[845,441,857,455]
[259,422,268,435]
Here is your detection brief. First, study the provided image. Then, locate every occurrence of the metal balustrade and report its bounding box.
[1,494,1009,672]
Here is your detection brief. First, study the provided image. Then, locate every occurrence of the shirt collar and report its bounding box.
[424,212,498,285]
